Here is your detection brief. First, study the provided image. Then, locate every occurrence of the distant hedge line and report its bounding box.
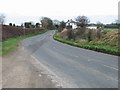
[1,25,44,41]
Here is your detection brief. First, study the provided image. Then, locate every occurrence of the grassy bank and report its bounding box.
[0,30,47,56]
[53,33,120,56]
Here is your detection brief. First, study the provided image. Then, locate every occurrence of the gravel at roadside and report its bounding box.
[2,45,59,88]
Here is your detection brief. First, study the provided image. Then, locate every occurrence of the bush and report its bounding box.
[53,33,120,56]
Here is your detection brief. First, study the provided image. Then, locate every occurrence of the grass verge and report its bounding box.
[0,30,47,56]
[53,33,120,56]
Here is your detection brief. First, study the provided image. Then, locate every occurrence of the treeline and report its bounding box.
[7,16,120,31]
[104,23,119,29]
[88,23,119,29]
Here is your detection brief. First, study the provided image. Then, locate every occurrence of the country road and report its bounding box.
[21,30,118,88]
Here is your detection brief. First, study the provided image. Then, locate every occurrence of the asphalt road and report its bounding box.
[21,30,118,88]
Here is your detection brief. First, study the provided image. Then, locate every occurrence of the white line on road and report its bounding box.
[103,64,118,71]
[75,55,79,58]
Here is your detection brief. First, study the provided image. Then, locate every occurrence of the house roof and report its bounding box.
[66,19,76,24]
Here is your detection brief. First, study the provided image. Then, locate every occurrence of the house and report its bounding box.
[66,19,77,29]
[35,22,42,28]
[65,19,97,29]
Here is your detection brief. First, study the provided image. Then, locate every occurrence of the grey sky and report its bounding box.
[0,0,119,25]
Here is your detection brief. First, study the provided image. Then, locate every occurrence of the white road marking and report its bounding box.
[75,55,79,58]
[103,64,118,71]
[39,74,42,77]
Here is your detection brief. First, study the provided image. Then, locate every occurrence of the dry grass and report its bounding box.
[54,28,119,56]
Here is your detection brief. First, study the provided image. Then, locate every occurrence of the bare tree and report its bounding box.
[53,20,60,25]
[40,17,53,29]
[0,14,5,25]
[75,16,90,38]
[75,16,90,27]
[53,20,60,29]
[58,21,66,32]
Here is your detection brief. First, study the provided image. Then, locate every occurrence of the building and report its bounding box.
[66,19,77,29]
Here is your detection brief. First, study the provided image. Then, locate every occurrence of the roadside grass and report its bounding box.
[53,33,120,56]
[0,30,47,56]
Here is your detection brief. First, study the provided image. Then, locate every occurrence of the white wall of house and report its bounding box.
[87,26,97,29]
[66,22,77,29]
[71,23,77,29]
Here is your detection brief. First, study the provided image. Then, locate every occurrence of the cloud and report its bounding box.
[0,0,119,16]
[0,0,118,25]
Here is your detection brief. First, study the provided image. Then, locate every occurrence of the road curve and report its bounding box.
[21,30,118,88]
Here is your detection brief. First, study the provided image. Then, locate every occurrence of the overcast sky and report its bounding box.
[0,0,119,25]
